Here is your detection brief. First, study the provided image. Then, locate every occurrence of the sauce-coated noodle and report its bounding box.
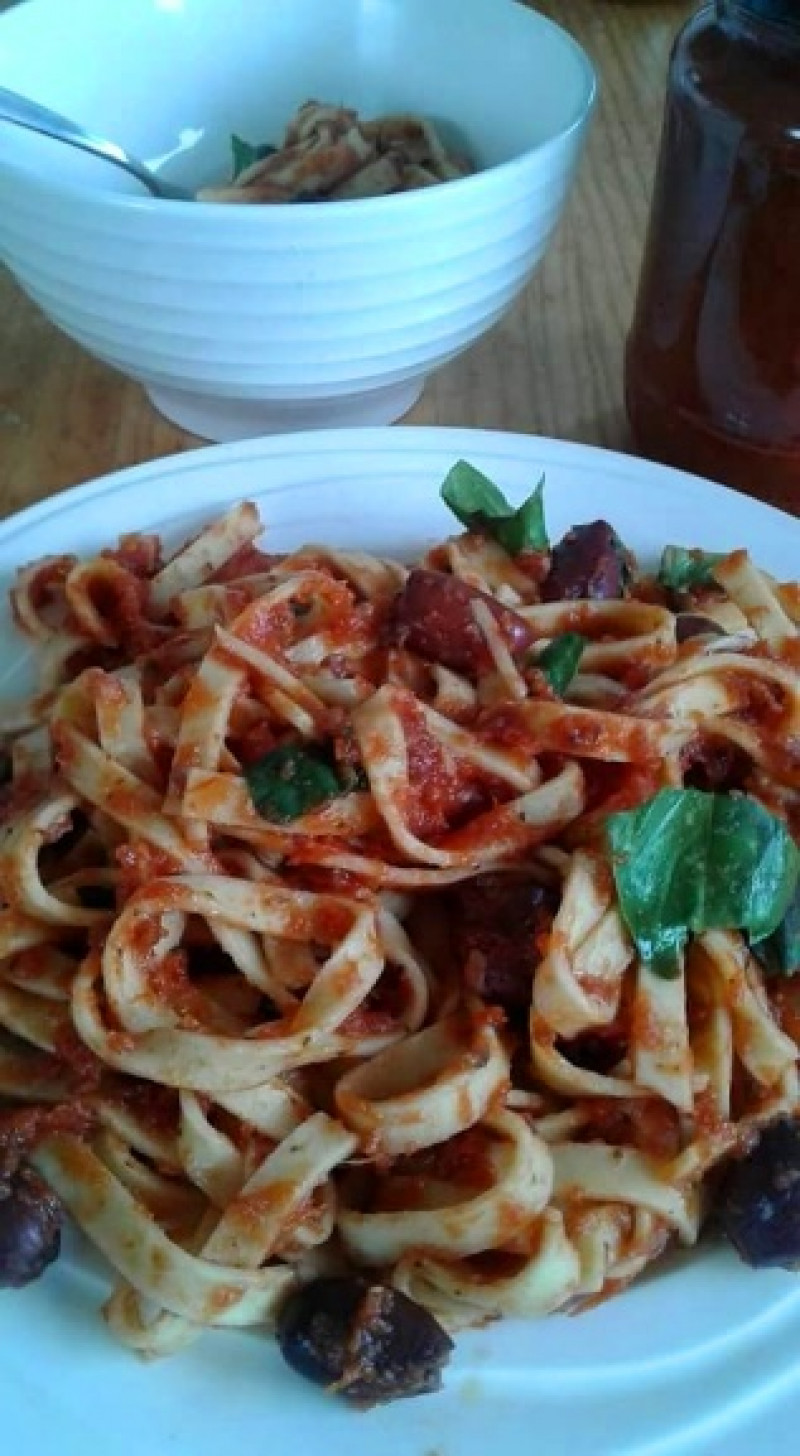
[0,483,797,1388]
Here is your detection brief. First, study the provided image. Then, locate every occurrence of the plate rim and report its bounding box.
[3,426,799,546]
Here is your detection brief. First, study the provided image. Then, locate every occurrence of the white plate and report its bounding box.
[1,427,798,1456]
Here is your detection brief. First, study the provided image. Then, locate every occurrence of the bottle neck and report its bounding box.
[719,0,800,46]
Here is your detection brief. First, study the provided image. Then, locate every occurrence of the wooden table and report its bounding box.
[0,0,693,518]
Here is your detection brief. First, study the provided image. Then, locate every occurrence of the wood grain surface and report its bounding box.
[0,0,693,514]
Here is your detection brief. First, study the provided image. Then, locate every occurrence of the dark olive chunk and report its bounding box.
[675,613,726,644]
[541,521,627,602]
[391,568,534,676]
[680,735,751,792]
[450,874,557,1011]
[0,1164,62,1288]
[275,1276,453,1406]
[719,1117,800,1269]
[276,1275,365,1387]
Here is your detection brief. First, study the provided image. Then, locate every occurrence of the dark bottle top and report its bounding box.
[624,1,800,509]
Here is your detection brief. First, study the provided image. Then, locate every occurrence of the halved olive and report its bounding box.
[719,1117,800,1269]
[0,1163,62,1288]
[275,1275,453,1406]
[675,613,725,644]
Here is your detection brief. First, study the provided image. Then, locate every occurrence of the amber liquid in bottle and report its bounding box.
[625,1,800,510]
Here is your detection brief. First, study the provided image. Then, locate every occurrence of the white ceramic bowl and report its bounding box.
[0,0,595,441]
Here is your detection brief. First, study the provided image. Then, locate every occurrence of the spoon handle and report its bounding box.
[0,85,169,197]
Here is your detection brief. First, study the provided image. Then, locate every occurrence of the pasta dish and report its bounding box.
[0,461,798,1403]
[197,100,475,204]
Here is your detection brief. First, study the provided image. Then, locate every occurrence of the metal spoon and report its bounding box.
[0,85,194,200]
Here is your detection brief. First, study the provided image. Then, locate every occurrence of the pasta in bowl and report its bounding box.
[197,100,475,204]
[0,457,798,1407]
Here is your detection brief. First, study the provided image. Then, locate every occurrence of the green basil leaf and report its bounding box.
[494,480,548,555]
[244,743,341,822]
[707,796,798,945]
[606,789,799,978]
[441,460,512,527]
[606,790,705,976]
[537,633,586,695]
[658,546,724,591]
[752,884,800,977]
[231,134,276,180]
[440,461,549,555]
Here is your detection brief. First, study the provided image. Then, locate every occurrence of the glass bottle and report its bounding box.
[624,0,800,509]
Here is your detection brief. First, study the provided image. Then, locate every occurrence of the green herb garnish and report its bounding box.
[606,789,799,978]
[440,460,548,555]
[244,743,342,822]
[537,633,586,695]
[752,883,800,977]
[231,134,277,180]
[658,546,724,591]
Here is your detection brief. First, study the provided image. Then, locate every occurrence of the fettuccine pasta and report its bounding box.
[0,469,798,1391]
[198,100,474,204]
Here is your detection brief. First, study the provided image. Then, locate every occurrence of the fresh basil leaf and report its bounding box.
[707,796,798,945]
[537,633,586,695]
[606,789,799,978]
[658,546,724,591]
[231,134,276,180]
[752,884,800,977]
[606,790,705,976]
[495,480,548,556]
[244,743,341,822]
[441,460,512,528]
[440,461,549,555]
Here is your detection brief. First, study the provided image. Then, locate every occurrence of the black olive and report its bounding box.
[719,1117,800,1269]
[276,1276,365,1387]
[556,1029,627,1075]
[275,1276,453,1406]
[0,1163,63,1288]
[541,521,629,603]
[675,613,726,644]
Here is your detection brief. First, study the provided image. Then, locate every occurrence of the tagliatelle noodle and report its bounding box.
[0,494,797,1369]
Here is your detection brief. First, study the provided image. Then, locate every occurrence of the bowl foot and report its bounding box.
[144,378,425,442]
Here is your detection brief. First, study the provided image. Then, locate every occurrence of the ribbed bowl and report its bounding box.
[0,0,595,441]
